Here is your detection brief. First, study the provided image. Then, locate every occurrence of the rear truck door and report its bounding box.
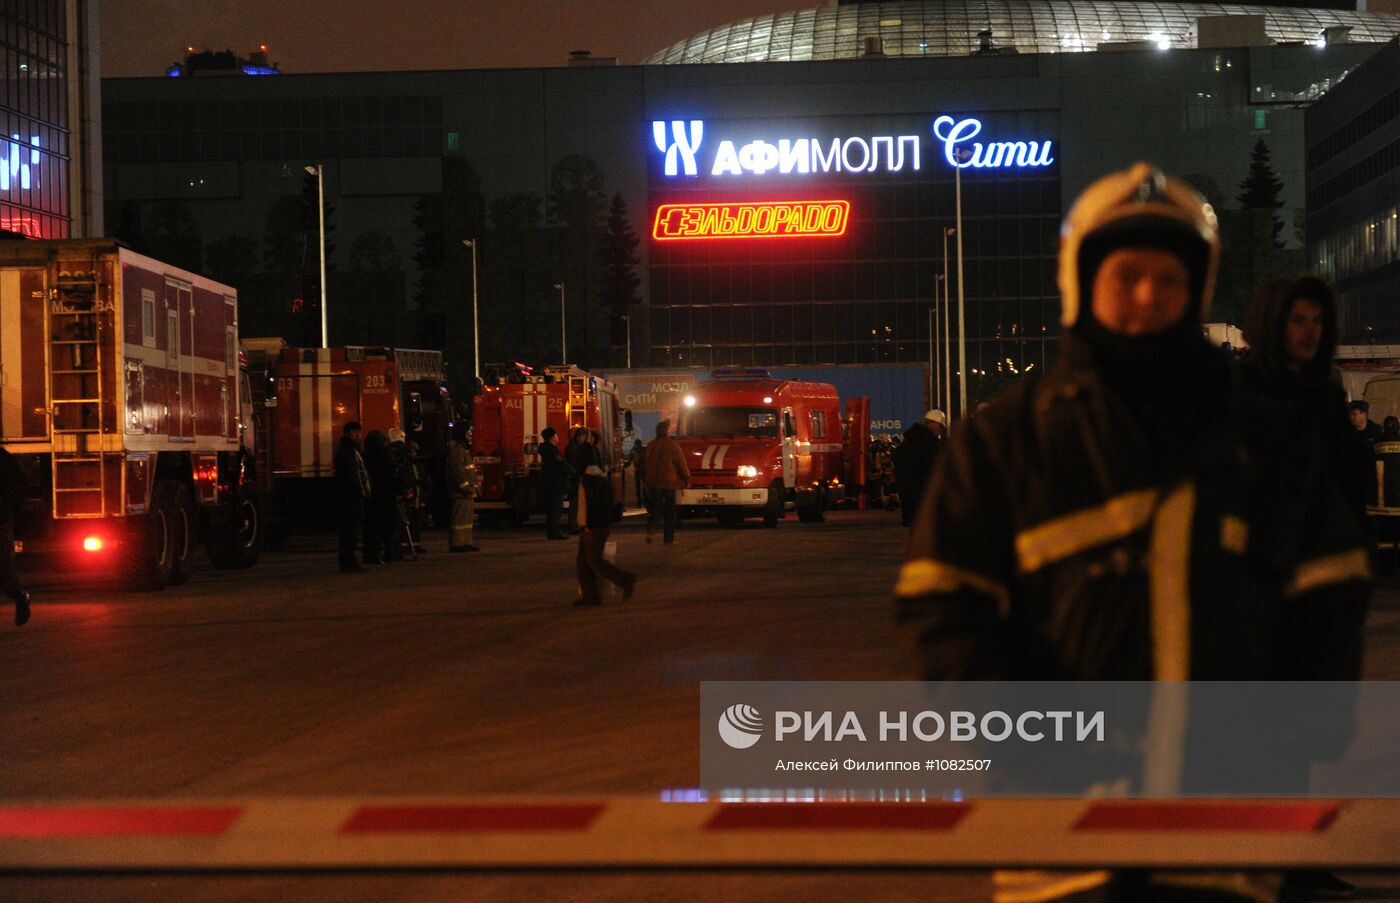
[0,267,47,440]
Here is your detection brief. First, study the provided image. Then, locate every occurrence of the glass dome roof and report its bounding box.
[644,0,1400,63]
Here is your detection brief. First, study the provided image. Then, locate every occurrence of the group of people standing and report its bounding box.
[334,421,441,572]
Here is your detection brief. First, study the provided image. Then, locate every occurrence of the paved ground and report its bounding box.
[2,508,1399,900]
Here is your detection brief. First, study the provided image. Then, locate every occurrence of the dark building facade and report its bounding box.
[0,0,100,239]
[101,2,1398,406]
[1308,37,1400,342]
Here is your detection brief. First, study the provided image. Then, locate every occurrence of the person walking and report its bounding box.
[448,423,480,552]
[565,427,594,535]
[0,445,30,626]
[385,427,417,556]
[892,409,946,527]
[539,427,574,540]
[896,164,1369,903]
[643,419,690,545]
[573,463,636,606]
[333,421,371,573]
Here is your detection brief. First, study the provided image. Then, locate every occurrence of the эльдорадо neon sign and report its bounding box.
[653,200,849,241]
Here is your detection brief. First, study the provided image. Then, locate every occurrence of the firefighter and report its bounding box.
[896,164,1369,902]
[0,445,30,626]
[448,423,480,552]
[539,427,573,540]
[333,421,371,573]
[892,409,946,527]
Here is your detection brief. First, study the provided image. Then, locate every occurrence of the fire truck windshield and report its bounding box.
[682,406,778,439]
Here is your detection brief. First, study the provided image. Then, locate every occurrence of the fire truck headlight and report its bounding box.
[736,465,758,479]
[82,536,104,552]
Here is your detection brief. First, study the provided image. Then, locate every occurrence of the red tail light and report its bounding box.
[82,536,104,552]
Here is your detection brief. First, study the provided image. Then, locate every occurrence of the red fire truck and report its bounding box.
[241,341,455,530]
[470,364,624,523]
[675,369,850,526]
[0,239,264,588]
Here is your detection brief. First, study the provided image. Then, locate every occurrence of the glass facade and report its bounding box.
[0,0,69,238]
[647,0,1400,64]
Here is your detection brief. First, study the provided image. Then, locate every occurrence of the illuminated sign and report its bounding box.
[650,116,1054,177]
[1,134,41,192]
[932,116,1054,169]
[652,201,850,241]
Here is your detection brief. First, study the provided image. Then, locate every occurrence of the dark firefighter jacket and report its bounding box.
[896,331,1370,685]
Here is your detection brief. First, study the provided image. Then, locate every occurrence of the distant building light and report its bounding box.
[241,64,279,76]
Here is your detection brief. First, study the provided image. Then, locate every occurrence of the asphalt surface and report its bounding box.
[3,507,1400,900]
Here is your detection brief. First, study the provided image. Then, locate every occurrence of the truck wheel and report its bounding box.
[797,481,827,524]
[510,483,533,526]
[168,482,196,585]
[206,483,264,569]
[762,481,784,528]
[124,481,176,590]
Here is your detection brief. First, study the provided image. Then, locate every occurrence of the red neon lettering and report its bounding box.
[651,201,850,241]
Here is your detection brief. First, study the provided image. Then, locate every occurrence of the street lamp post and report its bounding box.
[303,164,327,348]
[931,276,943,411]
[462,239,480,380]
[942,226,955,417]
[553,282,567,365]
[953,156,968,418]
[622,314,632,368]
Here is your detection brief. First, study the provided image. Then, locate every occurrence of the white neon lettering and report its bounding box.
[711,140,742,176]
[739,140,780,175]
[652,120,703,177]
[812,138,841,172]
[932,115,1054,170]
[898,135,922,171]
[778,138,810,174]
[1,134,41,192]
[841,137,871,172]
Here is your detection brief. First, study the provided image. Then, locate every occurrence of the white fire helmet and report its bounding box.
[1057,162,1220,328]
[924,409,947,426]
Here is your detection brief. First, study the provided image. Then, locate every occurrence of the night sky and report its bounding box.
[99,0,788,76]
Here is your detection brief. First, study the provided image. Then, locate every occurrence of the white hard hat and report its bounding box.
[387,427,406,444]
[1057,162,1219,328]
[925,409,947,426]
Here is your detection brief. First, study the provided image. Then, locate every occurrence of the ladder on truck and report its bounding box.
[47,272,112,518]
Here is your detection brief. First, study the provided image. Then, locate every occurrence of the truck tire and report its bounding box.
[123,481,176,591]
[206,483,264,569]
[168,482,196,585]
[762,481,784,528]
[797,481,827,524]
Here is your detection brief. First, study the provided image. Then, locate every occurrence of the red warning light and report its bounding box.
[652,200,850,241]
[82,536,104,552]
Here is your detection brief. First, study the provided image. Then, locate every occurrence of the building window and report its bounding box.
[141,289,156,347]
[1253,109,1268,130]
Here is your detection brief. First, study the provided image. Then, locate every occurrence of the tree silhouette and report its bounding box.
[483,192,548,366]
[1236,139,1285,250]
[411,156,484,394]
[546,154,607,366]
[596,193,642,366]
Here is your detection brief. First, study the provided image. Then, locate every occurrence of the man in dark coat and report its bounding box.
[897,165,1369,902]
[1349,399,1384,444]
[574,463,636,606]
[333,421,371,572]
[0,446,30,625]
[892,409,946,527]
[539,427,574,540]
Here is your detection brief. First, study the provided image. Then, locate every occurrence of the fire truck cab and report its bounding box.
[675,369,844,526]
[471,364,624,524]
[0,240,264,588]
